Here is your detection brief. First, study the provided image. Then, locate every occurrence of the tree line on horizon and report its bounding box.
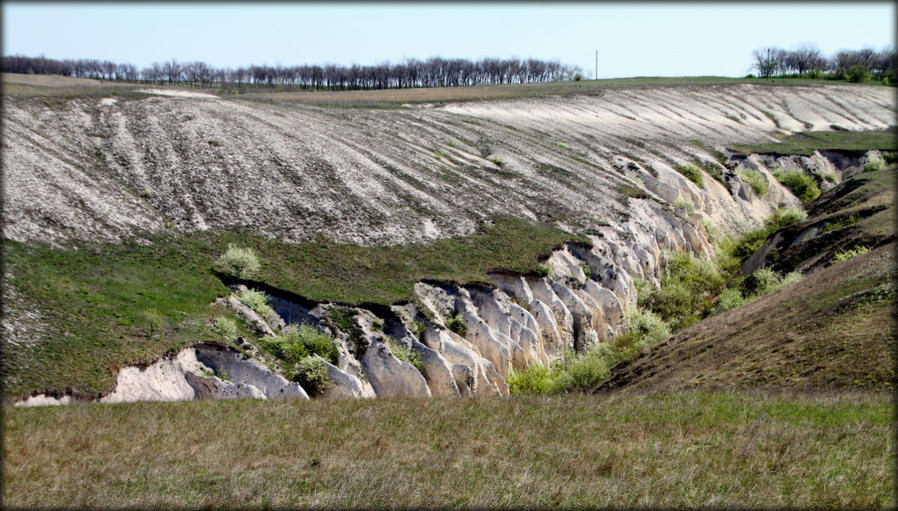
[751,44,896,82]
[1,54,585,90]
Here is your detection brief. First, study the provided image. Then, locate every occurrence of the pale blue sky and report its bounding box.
[4,2,894,78]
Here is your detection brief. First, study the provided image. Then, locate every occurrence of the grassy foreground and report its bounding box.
[4,391,893,508]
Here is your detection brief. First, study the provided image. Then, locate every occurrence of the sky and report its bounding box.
[3,2,895,79]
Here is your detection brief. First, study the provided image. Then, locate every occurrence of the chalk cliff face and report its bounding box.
[3,83,892,246]
[7,82,893,404]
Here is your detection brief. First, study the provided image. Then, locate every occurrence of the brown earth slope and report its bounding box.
[601,241,895,392]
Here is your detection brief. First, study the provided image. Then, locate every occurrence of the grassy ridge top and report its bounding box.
[4,72,887,106]
[729,127,898,156]
[3,217,577,399]
[5,391,892,508]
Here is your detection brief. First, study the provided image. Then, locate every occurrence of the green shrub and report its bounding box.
[143,308,164,336]
[237,289,273,318]
[740,268,781,297]
[714,287,746,313]
[676,163,705,187]
[385,337,425,375]
[771,168,820,203]
[864,157,885,172]
[625,308,671,349]
[289,356,330,396]
[259,324,339,365]
[821,171,838,183]
[550,348,611,393]
[772,206,807,227]
[633,276,653,309]
[834,246,870,263]
[778,271,803,288]
[673,199,695,213]
[579,261,591,280]
[214,316,238,340]
[648,253,725,329]
[216,244,260,279]
[507,364,554,394]
[445,312,467,337]
[738,169,768,196]
[488,157,505,167]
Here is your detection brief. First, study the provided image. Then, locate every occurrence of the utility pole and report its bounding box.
[595,50,598,80]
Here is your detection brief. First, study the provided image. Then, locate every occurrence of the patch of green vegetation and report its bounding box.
[218,216,582,306]
[675,163,705,187]
[444,312,467,337]
[488,156,505,167]
[385,336,425,375]
[771,168,821,203]
[288,356,331,397]
[237,289,273,318]
[258,324,339,366]
[3,236,226,399]
[823,213,861,232]
[834,245,870,263]
[672,199,695,214]
[215,244,260,279]
[864,156,886,172]
[324,307,366,358]
[737,169,768,196]
[508,308,670,395]
[730,127,897,156]
[642,253,726,330]
[213,317,238,340]
[714,268,803,314]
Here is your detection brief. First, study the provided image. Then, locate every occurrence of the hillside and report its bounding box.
[4,73,896,509]
[601,167,896,392]
[3,74,895,404]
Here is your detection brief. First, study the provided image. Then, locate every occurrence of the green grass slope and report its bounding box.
[3,217,576,401]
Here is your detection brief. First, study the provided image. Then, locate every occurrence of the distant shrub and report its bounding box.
[740,268,781,297]
[821,171,837,183]
[676,163,705,187]
[445,312,467,337]
[834,246,870,263]
[633,276,653,309]
[214,316,238,340]
[647,253,725,329]
[237,289,273,319]
[386,337,425,375]
[488,156,506,167]
[715,287,746,313]
[772,206,807,227]
[550,347,611,393]
[260,324,338,365]
[713,268,804,315]
[289,356,330,397]
[143,308,164,336]
[864,157,885,172]
[216,244,260,279]
[673,199,695,213]
[738,169,768,196]
[507,364,554,394]
[771,168,820,203]
[625,308,671,350]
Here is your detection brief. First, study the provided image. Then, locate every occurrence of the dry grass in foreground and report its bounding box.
[4,391,893,508]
